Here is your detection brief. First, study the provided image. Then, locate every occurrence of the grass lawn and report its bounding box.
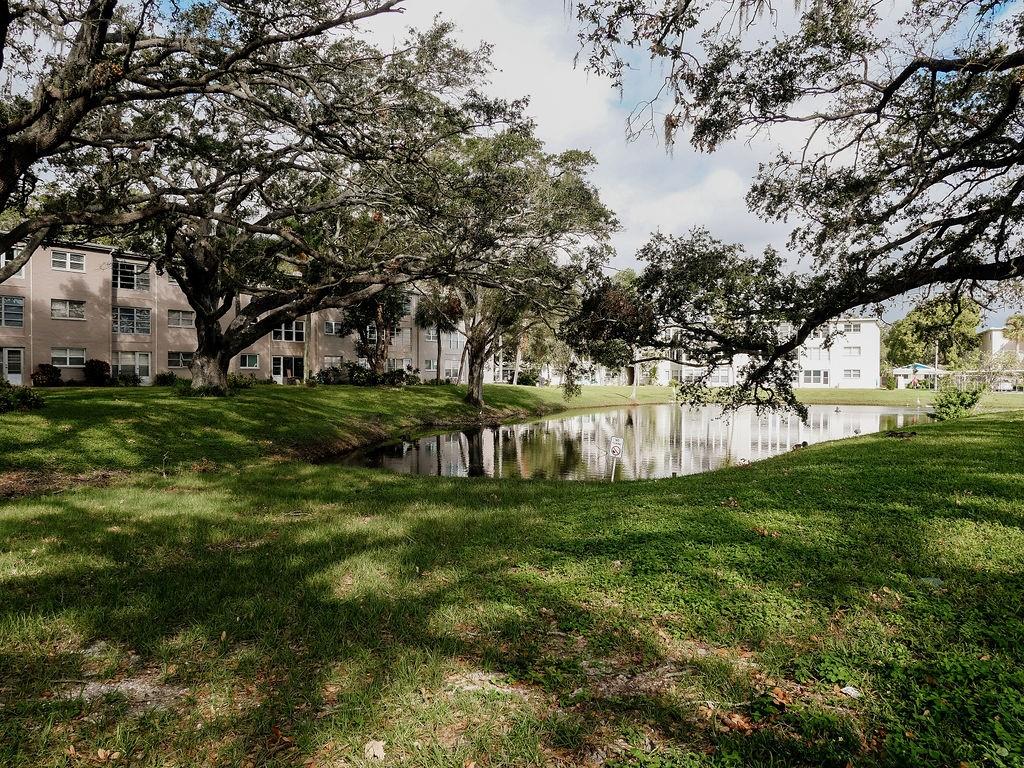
[0,384,671,476]
[794,387,1024,410]
[0,386,1022,766]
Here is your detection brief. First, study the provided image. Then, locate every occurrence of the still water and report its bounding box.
[343,403,931,481]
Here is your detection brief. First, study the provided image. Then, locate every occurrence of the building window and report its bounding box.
[387,357,412,372]
[444,366,460,379]
[51,251,85,272]
[1,248,25,278]
[168,351,193,368]
[365,324,378,342]
[323,355,343,368]
[0,296,24,327]
[112,306,151,335]
[842,322,862,334]
[52,347,86,367]
[391,327,410,345]
[272,320,304,341]
[51,299,86,320]
[272,356,304,380]
[400,295,412,315]
[324,320,344,336]
[424,358,438,371]
[240,354,260,369]
[709,366,731,386]
[168,309,195,327]
[447,332,462,350]
[802,369,830,385]
[843,346,862,356]
[112,352,150,379]
[425,327,439,342]
[843,369,862,379]
[113,259,150,290]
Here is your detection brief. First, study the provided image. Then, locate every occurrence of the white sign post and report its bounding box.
[609,437,624,481]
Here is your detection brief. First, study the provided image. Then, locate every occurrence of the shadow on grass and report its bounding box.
[0,413,1022,766]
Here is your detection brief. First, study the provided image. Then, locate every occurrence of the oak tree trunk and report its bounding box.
[464,342,488,407]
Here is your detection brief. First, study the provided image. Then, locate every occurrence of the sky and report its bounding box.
[364,0,791,270]
[365,0,1018,326]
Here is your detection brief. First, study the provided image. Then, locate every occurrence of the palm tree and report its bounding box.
[413,286,461,382]
[1005,314,1024,359]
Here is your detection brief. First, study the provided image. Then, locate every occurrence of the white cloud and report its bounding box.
[366,1,797,268]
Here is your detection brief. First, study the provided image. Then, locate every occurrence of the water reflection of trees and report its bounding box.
[350,404,930,480]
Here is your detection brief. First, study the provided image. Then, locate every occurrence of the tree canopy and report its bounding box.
[572,0,1024,404]
[0,0,416,282]
[884,294,981,369]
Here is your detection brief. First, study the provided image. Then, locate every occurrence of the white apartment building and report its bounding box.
[655,317,883,389]
[979,325,1024,360]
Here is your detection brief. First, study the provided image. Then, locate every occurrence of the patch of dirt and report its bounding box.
[58,673,188,715]
[0,469,125,499]
[445,670,531,699]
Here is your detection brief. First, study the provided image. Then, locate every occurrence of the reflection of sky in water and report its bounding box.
[343,404,931,481]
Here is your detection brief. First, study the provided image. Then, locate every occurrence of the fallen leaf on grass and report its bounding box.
[753,526,780,539]
[364,740,386,760]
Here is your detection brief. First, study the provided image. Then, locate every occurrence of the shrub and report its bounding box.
[0,380,44,413]
[30,363,62,387]
[424,377,454,386]
[153,371,178,386]
[314,366,348,385]
[175,380,228,398]
[226,372,257,390]
[116,371,143,387]
[83,359,111,386]
[933,386,984,421]
[516,371,539,387]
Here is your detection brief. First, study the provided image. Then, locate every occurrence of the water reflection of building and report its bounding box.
[351,404,928,481]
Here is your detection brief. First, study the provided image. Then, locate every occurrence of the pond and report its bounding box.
[342,403,931,481]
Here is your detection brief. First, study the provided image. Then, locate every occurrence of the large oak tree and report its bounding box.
[573,0,1024,403]
[0,0,408,282]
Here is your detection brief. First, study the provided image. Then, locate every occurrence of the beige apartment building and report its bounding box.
[0,241,469,385]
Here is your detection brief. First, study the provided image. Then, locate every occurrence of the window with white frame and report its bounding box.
[112,351,150,378]
[323,355,342,368]
[424,358,438,371]
[842,322,862,333]
[387,357,412,372]
[1,248,25,278]
[425,327,439,342]
[51,251,85,272]
[168,351,193,368]
[399,295,412,315]
[365,325,378,342]
[444,366,460,379]
[113,259,151,290]
[324,320,344,336]
[168,309,195,327]
[843,369,862,379]
[0,296,24,327]
[392,327,410,345]
[447,332,461,350]
[52,347,86,367]
[843,346,862,356]
[272,320,304,341]
[709,366,731,386]
[806,347,828,361]
[239,354,260,369]
[51,299,86,320]
[802,369,830,385]
[112,306,151,335]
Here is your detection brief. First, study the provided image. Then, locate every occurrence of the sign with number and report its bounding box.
[609,437,624,458]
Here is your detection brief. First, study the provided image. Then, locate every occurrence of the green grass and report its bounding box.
[0,384,671,474]
[794,387,1024,410]
[1,387,1022,766]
